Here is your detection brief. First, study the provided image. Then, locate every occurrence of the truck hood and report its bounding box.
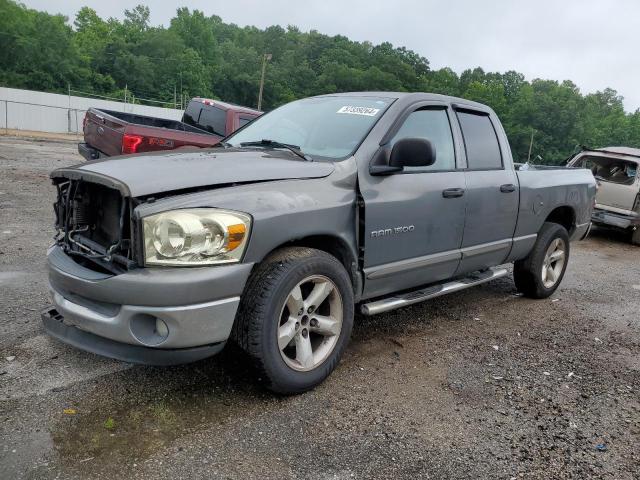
[51,149,335,197]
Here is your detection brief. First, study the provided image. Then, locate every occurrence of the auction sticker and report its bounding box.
[337,106,380,116]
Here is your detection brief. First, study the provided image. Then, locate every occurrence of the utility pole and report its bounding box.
[174,84,177,109]
[257,53,272,111]
[67,83,71,134]
[527,129,535,163]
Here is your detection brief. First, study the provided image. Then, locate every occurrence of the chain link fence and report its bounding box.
[1,87,183,136]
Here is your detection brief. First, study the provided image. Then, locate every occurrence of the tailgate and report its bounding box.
[125,125,222,154]
[84,110,125,157]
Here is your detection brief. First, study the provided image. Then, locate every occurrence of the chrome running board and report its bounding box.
[360,268,509,316]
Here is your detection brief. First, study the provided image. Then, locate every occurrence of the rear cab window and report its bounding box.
[183,102,203,129]
[183,101,227,136]
[456,111,503,170]
[198,105,228,136]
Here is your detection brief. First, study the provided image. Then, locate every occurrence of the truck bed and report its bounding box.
[96,109,207,134]
[82,108,220,158]
[513,167,596,246]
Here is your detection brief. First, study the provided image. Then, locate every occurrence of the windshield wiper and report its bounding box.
[239,139,313,161]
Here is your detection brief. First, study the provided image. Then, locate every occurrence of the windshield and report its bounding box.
[225,96,393,160]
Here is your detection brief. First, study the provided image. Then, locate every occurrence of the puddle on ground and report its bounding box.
[47,348,279,474]
[53,394,232,462]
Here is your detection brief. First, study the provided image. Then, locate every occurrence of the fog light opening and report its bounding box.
[130,314,170,346]
[154,317,169,338]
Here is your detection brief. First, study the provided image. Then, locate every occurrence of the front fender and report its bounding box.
[134,158,359,266]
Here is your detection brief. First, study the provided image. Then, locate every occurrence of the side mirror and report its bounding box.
[390,137,436,169]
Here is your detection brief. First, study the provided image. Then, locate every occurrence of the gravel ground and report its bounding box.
[0,136,638,479]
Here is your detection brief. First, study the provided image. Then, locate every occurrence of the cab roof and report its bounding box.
[596,146,640,159]
[191,97,261,115]
[313,91,493,113]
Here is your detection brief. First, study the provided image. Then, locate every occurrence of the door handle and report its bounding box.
[442,188,465,198]
[500,184,516,193]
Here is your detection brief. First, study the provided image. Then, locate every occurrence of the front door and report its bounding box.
[360,106,467,299]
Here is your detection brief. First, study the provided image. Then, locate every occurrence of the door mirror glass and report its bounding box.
[389,137,436,169]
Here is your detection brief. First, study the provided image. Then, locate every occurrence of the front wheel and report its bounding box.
[232,247,354,394]
[514,222,570,299]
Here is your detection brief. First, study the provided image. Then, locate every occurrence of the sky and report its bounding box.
[22,0,640,112]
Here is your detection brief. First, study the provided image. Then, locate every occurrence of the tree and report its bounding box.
[1,0,639,164]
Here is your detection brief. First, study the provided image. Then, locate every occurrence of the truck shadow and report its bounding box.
[48,277,515,474]
[588,225,634,246]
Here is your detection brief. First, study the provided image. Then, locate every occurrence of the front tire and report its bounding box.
[631,227,640,246]
[232,247,354,394]
[514,222,570,299]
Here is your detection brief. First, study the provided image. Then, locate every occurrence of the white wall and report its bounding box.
[0,87,183,134]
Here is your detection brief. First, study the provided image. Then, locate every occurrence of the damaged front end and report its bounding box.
[52,178,138,274]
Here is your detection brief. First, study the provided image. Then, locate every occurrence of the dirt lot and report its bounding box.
[0,136,638,479]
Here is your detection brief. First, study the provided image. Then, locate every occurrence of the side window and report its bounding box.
[390,109,455,171]
[456,111,503,170]
[198,106,227,136]
[238,116,254,127]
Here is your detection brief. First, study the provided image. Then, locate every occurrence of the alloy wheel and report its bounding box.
[277,275,343,372]
[541,238,566,288]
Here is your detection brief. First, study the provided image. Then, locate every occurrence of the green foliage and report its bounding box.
[1,0,639,163]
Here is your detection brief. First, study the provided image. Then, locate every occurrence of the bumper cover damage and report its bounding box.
[591,208,639,229]
[44,246,253,365]
[42,308,225,365]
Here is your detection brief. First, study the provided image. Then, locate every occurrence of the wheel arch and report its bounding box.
[544,205,576,235]
[258,235,360,296]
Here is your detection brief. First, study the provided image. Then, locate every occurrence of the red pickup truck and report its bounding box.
[78,98,261,160]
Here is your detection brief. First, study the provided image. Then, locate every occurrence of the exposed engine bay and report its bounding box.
[53,179,136,273]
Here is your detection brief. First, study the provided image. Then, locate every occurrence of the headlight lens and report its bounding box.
[143,209,251,266]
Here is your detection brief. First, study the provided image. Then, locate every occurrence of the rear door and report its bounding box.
[361,104,467,299]
[455,108,519,274]
[591,158,639,213]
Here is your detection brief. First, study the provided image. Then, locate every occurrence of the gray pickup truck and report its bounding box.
[43,92,596,393]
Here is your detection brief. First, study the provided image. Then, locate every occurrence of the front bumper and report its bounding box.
[591,208,639,229]
[42,308,225,365]
[44,246,253,363]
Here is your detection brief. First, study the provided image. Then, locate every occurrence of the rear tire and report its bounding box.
[514,222,570,299]
[232,247,354,394]
[631,227,640,246]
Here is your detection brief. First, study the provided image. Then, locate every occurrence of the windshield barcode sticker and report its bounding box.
[337,106,380,116]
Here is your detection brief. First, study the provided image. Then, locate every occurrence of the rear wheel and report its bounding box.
[631,227,640,246]
[514,222,570,298]
[233,247,354,394]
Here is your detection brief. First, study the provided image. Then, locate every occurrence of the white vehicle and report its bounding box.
[569,147,640,244]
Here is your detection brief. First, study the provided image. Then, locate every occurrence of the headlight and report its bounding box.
[143,209,251,266]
